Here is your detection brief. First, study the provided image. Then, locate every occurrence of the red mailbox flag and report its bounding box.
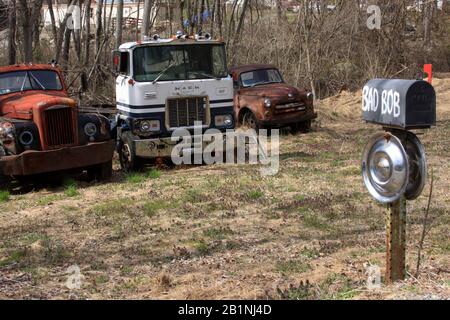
[424,64,433,84]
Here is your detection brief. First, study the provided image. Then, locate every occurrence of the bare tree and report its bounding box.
[55,0,76,63]
[231,0,250,63]
[179,0,185,32]
[142,0,154,38]
[95,0,104,54]
[136,0,141,40]
[116,0,124,48]
[423,1,434,49]
[17,0,44,62]
[46,0,58,43]
[81,0,92,92]
[7,0,17,65]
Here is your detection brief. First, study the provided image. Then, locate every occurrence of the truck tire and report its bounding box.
[0,174,11,190]
[87,160,113,181]
[118,131,142,172]
[241,111,260,131]
[292,120,312,134]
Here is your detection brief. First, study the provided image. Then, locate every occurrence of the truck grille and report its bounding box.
[275,102,307,114]
[167,97,208,128]
[44,107,75,148]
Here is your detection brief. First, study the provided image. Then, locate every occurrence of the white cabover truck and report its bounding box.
[113,33,235,171]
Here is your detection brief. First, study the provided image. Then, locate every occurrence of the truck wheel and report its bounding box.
[0,174,11,190]
[292,120,312,134]
[87,160,113,181]
[118,132,142,172]
[242,112,260,131]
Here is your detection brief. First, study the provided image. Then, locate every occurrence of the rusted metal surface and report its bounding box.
[0,140,115,176]
[386,197,407,284]
[0,64,78,151]
[230,66,317,127]
[0,64,114,178]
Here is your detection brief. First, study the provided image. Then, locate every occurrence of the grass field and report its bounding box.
[0,82,449,300]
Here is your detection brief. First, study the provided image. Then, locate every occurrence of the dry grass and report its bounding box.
[0,83,449,300]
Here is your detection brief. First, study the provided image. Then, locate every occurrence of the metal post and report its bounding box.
[386,196,407,284]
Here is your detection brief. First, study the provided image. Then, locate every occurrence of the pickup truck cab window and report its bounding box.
[240,68,283,88]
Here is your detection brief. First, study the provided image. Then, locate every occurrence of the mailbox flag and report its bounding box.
[424,64,433,84]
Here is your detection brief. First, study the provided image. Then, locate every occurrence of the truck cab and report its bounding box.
[0,64,115,187]
[113,33,235,170]
[231,64,317,132]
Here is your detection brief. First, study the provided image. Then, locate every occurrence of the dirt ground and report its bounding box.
[0,80,449,300]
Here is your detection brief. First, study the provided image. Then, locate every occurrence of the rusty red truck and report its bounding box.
[231,64,317,132]
[0,64,115,187]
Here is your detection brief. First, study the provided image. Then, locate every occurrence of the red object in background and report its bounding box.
[424,64,433,84]
[113,55,119,66]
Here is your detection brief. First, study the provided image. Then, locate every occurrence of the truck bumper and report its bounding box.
[134,133,234,159]
[260,112,318,127]
[0,140,115,176]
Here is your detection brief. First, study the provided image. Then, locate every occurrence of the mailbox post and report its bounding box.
[361,79,436,284]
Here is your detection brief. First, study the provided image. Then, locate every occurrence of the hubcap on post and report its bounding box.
[362,132,409,203]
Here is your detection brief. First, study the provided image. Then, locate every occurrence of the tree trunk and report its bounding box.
[217,0,223,38]
[142,0,154,39]
[84,0,92,65]
[61,27,72,74]
[7,0,17,65]
[55,0,76,63]
[81,0,92,92]
[179,0,185,33]
[167,0,172,36]
[423,2,433,49]
[210,0,216,36]
[73,0,82,61]
[302,1,316,98]
[115,0,123,48]
[231,0,249,62]
[95,0,104,54]
[33,5,42,54]
[136,0,141,40]
[198,0,205,32]
[47,0,58,45]
[17,0,33,62]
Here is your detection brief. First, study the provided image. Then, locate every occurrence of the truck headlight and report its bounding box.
[19,131,34,146]
[215,115,233,127]
[140,120,160,133]
[84,122,97,137]
[307,92,314,101]
[264,98,272,108]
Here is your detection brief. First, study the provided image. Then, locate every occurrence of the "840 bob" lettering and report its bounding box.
[362,85,401,118]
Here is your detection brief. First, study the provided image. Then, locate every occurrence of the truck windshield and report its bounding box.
[240,69,283,88]
[0,70,63,95]
[133,44,228,82]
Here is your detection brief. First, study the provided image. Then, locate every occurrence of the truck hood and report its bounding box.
[0,91,76,120]
[239,83,307,100]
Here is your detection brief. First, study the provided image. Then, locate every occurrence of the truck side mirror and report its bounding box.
[112,50,129,76]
